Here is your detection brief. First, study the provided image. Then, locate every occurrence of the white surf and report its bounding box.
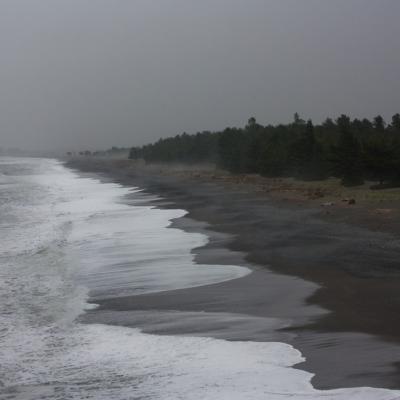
[0,157,398,400]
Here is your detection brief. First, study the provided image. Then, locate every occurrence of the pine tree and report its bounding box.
[373,115,385,133]
[391,114,400,133]
[332,115,364,186]
[363,138,395,185]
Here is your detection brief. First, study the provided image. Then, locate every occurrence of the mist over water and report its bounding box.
[0,157,399,399]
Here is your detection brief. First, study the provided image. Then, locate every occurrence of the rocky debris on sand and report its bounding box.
[307,188,325,200]
[341,198,356,205]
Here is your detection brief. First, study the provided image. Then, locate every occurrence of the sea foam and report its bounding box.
[0,157,399,400]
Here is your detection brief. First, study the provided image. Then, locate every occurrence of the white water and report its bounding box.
[0,157,399,400]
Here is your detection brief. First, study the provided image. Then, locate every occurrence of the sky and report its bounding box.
[1,0,400,151]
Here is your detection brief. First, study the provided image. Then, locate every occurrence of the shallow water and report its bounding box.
[0,157,398,399]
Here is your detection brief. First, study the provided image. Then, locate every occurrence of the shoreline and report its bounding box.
[67,158,400,390]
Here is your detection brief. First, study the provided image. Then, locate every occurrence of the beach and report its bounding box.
[2,156,400,399]
[66,158,400,390]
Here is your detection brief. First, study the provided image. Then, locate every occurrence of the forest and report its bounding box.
[129,113,400,187]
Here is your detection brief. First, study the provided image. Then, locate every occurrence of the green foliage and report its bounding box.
[257,129,287,176]
[130,131,218,164]
[373,115,386,133]
[391,114,400,133]
[290,120,328,180]
[331,128,364,186]
[128,113,400,186]
[363,138,396,184]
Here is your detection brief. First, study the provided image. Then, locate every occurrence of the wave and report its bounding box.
[1,157,399,400]
[2,323,399,400]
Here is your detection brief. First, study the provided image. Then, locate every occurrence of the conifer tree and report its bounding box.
[332,115,364,186]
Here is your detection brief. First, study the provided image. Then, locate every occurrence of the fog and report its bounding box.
[1,0,400,152]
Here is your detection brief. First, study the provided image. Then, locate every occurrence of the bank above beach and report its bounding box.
[67,157,400,390]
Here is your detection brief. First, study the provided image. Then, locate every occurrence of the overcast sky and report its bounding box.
[1,0,400,151]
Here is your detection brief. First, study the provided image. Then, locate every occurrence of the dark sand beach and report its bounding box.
[68,158,400,390]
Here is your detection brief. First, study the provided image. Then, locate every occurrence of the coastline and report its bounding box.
[67,158,400,390]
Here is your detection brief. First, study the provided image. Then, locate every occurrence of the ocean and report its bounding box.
[0,157,398,400]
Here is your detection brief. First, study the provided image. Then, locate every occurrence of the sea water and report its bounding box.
[0,157,398,400]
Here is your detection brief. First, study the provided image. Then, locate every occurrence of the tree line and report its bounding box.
[67,146,130,158]
[129,113,400,187]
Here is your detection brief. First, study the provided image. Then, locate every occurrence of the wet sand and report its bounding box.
[68,159,400,390]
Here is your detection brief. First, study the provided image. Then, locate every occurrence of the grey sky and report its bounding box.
[1,0,400,151]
